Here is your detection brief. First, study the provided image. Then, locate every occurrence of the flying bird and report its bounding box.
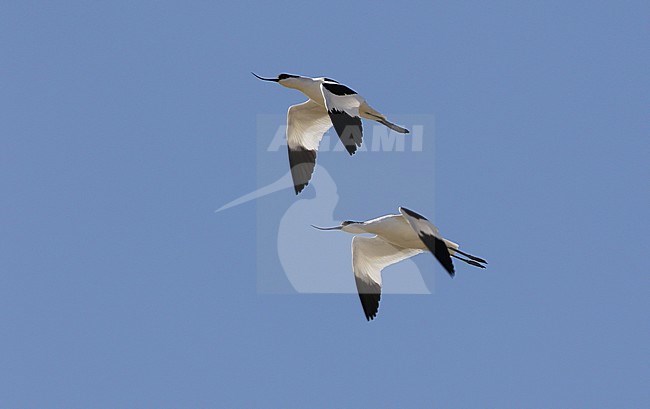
[253,72,409,194]
[313,207,487,321]
[217,166,432,294]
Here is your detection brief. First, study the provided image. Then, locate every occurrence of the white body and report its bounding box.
[282,77,332,107]
[343,214,459,253]
[282,76,391,153]
[281,77,377,118]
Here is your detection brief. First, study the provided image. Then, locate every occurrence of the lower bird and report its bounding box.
[253,72,409,194]
[313,207,487,321]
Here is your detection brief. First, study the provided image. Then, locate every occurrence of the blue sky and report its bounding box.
[1,1,648,407]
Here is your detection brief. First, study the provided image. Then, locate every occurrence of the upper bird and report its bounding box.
[253,73,409,194]
[314,207,487,321]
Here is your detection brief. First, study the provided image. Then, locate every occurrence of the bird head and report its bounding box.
[311,220,365,234]
[340,220,366,233]
[252,72,302,88]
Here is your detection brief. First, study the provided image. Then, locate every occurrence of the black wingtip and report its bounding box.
[419,233,455,278]
[294,183,307,195]
[359,294,381,322]
[288,147,316,196]
[447,266,456,278]
[361,293,380,321]
[357,292,380,321]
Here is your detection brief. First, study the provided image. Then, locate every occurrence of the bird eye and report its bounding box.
[278,73,299,80]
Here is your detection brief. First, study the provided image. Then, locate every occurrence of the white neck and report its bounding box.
[280,77,324,104]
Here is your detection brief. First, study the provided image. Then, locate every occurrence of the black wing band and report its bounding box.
[400,207,428,221]
[322,82,357,95]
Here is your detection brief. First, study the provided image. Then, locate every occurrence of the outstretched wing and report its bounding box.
[399,207,455,277]
[352,236,421,321]
[287,99,332,194]
[320,82,363,155]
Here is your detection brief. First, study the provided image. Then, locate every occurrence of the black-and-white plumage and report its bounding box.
[313,207,487,321]
[253,72,409,194]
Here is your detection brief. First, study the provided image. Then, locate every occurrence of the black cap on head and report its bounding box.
[278,73,300,80]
